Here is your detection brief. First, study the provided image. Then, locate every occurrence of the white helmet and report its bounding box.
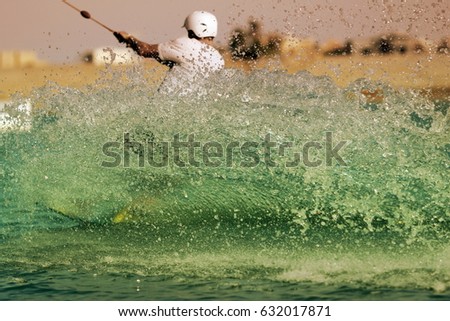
[183,11,218,38]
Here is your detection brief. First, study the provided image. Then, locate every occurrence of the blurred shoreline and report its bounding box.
[1,53,448,102]
[226,52,450,100]
[1,32,449,102]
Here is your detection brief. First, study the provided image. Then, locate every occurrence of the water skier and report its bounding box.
[114,11,225,95]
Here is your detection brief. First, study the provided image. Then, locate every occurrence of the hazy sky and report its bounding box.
[1,0,448,63]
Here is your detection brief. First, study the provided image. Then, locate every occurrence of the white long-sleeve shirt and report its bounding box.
[157,37,225,95]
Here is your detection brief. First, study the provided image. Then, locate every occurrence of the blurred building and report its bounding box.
[0,51,44,69]
[0,100,32,132]
[81,47,140,66]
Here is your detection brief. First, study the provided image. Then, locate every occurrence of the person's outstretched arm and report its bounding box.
[114,31,160,60]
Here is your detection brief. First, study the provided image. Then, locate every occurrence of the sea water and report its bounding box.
[0,67,449,300]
